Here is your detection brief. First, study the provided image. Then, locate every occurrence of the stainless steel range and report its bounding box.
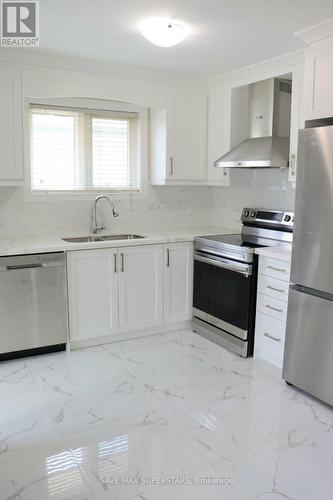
[192,208,294,357]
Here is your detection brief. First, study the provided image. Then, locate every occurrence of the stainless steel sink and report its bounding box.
[62,236,105,243]
[102,234,144,241]
[62,234,145,243]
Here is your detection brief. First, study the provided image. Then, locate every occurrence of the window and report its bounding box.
[28,102,142,194]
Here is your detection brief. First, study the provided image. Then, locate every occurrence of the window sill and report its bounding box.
[24,189,147,202]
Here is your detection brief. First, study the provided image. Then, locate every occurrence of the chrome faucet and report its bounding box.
[91,195,119,234]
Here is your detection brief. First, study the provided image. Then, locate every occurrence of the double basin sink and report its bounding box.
[62,234,144,243]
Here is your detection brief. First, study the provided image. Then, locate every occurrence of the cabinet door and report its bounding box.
[164,243,193,323]
[304,37,333,120]
[118,245,163,332]
[288,64,304,181]
[150,89,207,184]
[206,86,231,185]
[67,249,118,341]
[0,66,23,181]
[254,312,286,369]
[170,89,207,181]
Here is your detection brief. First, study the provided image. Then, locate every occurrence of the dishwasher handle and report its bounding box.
[0,262,63,271]
[4,263,43,271]
[0,253,65,272]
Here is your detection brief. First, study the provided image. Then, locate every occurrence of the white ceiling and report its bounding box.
[31,0,333,76]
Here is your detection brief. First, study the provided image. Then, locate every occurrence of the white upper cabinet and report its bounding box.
[67,249,119,342]
[303,36,333,120]
[206,86,231,185]
[164,242,193,324]
[150,87,207,184]
[0,65,23,184]
[118,245,163,333]
[288,64,304,182]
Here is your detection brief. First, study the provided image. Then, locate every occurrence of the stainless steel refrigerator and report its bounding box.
[283,120,333,406]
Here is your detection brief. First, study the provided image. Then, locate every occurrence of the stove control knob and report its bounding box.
[284,215,291,222]
[250,211,256,217]
[244,210,250,217]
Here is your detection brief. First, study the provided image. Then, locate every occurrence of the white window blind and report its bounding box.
[29,105,140,192]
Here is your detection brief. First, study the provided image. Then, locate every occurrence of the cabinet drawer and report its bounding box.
[255,312,286,368]
[259,256,291,282]
[258,274,290,302]
[257,293,288,322]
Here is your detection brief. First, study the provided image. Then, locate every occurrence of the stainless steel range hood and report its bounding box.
[215,78,291,168]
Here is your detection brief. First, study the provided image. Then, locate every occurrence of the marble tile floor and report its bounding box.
[0,328,332,500]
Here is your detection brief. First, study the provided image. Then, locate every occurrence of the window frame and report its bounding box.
[24,97,148,200]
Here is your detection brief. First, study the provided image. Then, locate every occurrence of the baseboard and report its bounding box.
[69,320,191,350]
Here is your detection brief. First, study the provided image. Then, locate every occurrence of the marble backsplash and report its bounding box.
[212,168,296,229]
[0,169,295,238]
[0,185,214,238]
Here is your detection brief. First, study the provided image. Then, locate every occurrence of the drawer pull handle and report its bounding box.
[264,332,281,342]
[265,304,283,313]
[266,285,285,293]
[267,265,286,273]
[169,157,174,176]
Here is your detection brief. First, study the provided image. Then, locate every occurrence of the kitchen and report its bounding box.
[0,1,333,499]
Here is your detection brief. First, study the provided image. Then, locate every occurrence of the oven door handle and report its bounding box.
[194,253,252,276]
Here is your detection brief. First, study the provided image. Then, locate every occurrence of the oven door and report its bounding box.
[193,251,253,340]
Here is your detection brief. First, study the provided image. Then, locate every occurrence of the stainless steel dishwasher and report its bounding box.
[0,252,67,360]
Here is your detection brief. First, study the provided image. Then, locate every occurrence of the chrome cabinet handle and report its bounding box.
[265,304,283,313]
[121,253,124,272]
[267,265,286,273]
[266,285,285,293]
[290,153,296,178]
[264,332,281,342]
[114,253,117,273]
[169,157,174,176]
[166,248,170,267]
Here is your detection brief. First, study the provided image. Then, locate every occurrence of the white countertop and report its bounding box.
[255,244,292,262]
[0,226,238,257]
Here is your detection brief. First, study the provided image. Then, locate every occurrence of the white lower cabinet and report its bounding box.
[255,313,286,368]
[67,249,118,342]
[254,255,291,369]
[257,293,288,322]
[67,242,193,345]
[164,242,193,324]
[118,245,163,333]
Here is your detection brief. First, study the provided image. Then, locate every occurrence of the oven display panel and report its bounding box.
[256,211,283,222]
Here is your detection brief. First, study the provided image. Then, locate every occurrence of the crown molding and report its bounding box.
[208,50,304,89]
[294,18,333,45]
[0,48,206,89]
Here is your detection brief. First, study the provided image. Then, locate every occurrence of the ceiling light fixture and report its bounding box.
[141,17,188,47]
